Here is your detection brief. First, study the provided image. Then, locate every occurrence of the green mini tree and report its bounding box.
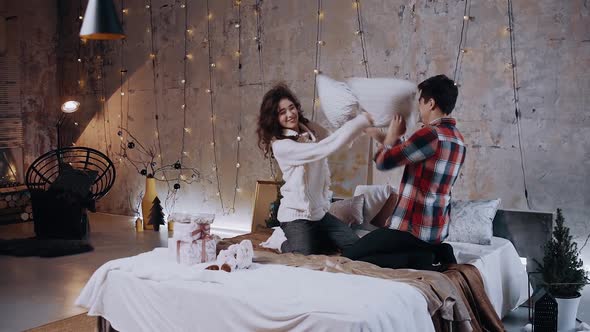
[536,209,589,297]
[148,196,165,231]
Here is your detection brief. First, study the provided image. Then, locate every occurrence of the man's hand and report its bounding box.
[384,115,406,146]
[364,127,386,144]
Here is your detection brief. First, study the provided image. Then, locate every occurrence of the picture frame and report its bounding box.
[251,180,282,231]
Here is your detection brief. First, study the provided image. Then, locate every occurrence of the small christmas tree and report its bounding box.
[148,196,166,231]
[537,208,589,297]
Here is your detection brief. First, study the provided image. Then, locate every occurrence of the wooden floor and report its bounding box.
[0,213,582,331]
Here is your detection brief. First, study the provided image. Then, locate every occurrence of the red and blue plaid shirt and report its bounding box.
[374,117,466,243]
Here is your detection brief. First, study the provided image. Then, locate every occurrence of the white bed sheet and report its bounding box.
[76,248,435,332]
[448,236,529,319]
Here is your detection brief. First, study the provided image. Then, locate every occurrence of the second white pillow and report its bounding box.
[346,77,417,127]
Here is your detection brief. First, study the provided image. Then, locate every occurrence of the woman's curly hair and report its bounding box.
[257,83,310,158]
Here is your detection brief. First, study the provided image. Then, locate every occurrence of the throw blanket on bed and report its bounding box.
[220,231,504,332]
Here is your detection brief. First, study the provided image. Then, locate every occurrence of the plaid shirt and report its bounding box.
[374,118,466,243]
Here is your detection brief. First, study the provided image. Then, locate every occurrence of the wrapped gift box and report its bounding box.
[168,237,216,265]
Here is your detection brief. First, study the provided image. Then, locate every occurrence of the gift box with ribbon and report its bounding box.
[168,213,217,265]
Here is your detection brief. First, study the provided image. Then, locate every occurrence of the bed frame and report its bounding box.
[492,208,553,272]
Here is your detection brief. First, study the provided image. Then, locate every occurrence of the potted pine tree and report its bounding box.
[537,209,589,332]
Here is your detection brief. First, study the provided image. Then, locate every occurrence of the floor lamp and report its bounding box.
[57,101,80,149]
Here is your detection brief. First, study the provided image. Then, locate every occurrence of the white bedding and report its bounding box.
[76,248,435,332]
[449,236,529,318]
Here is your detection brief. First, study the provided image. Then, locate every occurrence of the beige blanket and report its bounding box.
[219,232,473,331]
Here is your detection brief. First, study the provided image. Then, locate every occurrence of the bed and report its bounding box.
[76,208,552,332]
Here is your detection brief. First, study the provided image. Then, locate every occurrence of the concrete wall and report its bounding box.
[1,0,59,168]
[11,0,590,245]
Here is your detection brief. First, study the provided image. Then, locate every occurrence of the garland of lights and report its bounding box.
[452,0,471,85]
[311,0,323,121]
[353,1,370,78]
[253,0,278,181]
[146,0,167,184]
[452,0,530,208]
[229,0,244,214]
[117,0,128,161]
[507,0,531,209]
[205,0,225,211]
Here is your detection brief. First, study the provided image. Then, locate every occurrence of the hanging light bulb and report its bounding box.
[210,63,216,68]
[236,136,242,141]
[236,163,241,168]
[318,40,325,46]
[234,23,241,28]
[313,69,320,74]
[463,15,472,21]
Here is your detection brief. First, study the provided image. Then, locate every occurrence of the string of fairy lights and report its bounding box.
[229,0,244,215]
[75,1,533,218]
[452,0,471,85]
[71,0,85,146]
[452,0,531,208]
[204,0,225,211]
[311,0,323,121]
[117,0,128,161]
[507,0,531,209]
[353,1,370,78]
[145,0,167,185]
[252,0,277,181]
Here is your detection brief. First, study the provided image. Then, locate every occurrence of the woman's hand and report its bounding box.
[384,115,406,146]
[364,127,386,144]
[361,111,374,126]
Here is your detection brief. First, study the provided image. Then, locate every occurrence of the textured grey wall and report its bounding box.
[2,0,59,168]
[46,0,590,236]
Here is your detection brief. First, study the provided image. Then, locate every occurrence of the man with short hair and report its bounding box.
[366,74,466,243]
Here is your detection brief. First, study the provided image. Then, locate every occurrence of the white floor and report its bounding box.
[0,212,583,331]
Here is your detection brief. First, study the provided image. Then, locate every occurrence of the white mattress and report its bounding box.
[76,248,434,332]
[448,236,529,318]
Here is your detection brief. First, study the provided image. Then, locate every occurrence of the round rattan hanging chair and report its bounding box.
[25,147,116,201]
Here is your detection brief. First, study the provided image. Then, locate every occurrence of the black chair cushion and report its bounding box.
[49,164,98,198]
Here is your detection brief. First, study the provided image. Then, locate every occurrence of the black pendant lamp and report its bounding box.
[79,0,125,40]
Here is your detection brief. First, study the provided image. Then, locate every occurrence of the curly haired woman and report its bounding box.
[257,83,372,255]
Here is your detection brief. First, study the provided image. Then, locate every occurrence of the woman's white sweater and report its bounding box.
[271,115,371,222]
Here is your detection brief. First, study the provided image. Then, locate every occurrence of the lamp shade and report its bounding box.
[80,0,125,40]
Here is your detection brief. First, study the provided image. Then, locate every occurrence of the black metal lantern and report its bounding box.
[532,289,558,332]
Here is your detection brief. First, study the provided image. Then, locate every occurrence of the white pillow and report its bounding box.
[353,184,395,223]
[328,195,365,226]
[316,74,359,128]
[446,199,501,245]
[346,77,417,127]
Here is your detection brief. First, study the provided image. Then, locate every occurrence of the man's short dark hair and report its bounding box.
[417,75,458,115]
